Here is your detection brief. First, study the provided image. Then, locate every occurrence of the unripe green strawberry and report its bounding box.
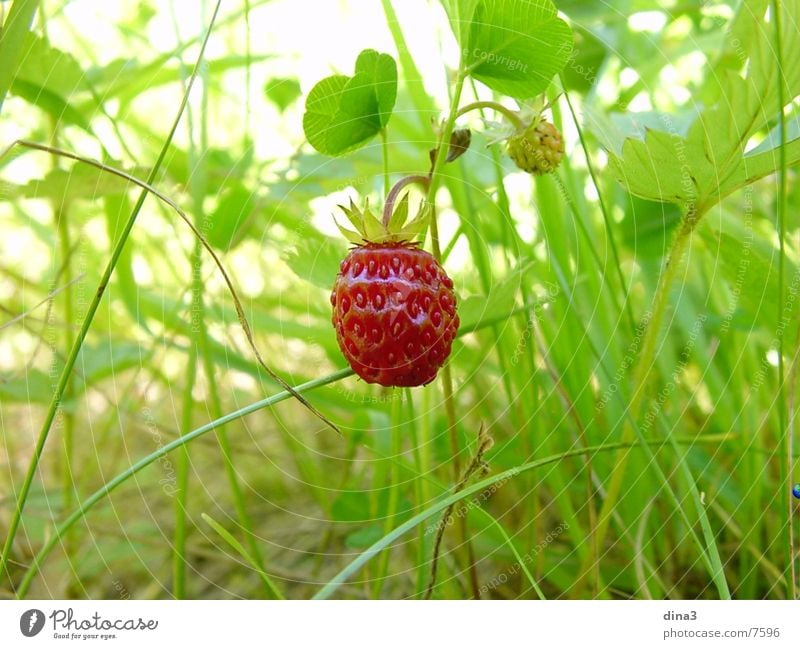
[506,118,564,175]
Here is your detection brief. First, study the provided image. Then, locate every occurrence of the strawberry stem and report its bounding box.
[382,174,430,228]
[381,128,390,196]
[425,69,466,479]
[426,70,467,258]
[456,100,525,131]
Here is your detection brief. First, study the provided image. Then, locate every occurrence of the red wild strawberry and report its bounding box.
[330,196,459,387]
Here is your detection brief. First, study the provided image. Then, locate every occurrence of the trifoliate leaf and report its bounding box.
[303,49,397,156]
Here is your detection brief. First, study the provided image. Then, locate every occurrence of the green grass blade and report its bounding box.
[771,0,795,600]
[201,513,284,600]
[0,0,38,115]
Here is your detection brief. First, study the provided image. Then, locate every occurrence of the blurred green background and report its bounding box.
[0,0,798,599]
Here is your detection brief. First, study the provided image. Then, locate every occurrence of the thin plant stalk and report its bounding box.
[166,0,203,600]
[426,69,467,477]
[424,66,485,597]
[173,313,197,598]
[771,0,795,600]
[371,391,404,597]
[381,128,390,196]
[558,78,635,334]
[0,0,224,585]
[455,100,524,130]
[198,330,274,597]
[49,119,78,595]
[177,0,291,586]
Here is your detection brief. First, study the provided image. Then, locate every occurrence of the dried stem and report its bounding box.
[424,426,493,599]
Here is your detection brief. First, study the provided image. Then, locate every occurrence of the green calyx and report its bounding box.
[334,194,431,245]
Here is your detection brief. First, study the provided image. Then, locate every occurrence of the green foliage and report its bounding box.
[0,342,149,403]
[699,212,799,336]
[283,233,343,290]
[303,49,397,156]
[8,163,148,202]
[10,33,90,128]
[201,513,284,599]
[0,0,39,114]
[0,369,52,403]
[452,0,574,99]
[458,260,535,332]
[205,183,256,251]
[264,77,302,112]
[594,0,800,210]
[618,195,682,261]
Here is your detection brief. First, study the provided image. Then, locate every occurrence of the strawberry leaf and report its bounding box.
[449,0,573,100]
[592,0,800,210]
[303,49,397,156]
